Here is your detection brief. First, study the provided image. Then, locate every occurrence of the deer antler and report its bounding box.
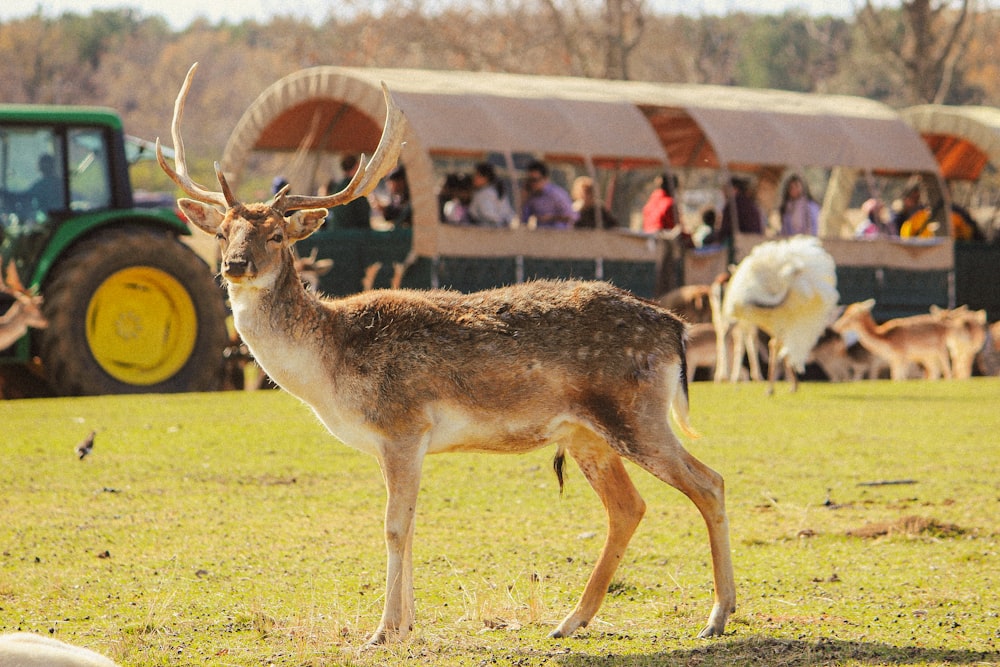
[1,263,34,296]
[157,65,405,216]
[156,62,229,210]
[278,82,406,214]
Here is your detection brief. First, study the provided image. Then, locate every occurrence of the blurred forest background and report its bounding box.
[1,0,997,165]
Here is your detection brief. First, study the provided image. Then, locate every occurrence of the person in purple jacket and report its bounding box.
[521,159,578,229]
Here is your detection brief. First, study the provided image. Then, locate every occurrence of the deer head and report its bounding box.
[0,264,47,349]
[156,63,406,289]
[293,247,334,292]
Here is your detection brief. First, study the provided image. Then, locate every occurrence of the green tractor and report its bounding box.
[0,104,227,395]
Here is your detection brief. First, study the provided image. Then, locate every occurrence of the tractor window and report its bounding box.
[67,128,111,211]
[0,127,66,225]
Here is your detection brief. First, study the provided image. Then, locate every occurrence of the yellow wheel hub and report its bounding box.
[85,267,198,386]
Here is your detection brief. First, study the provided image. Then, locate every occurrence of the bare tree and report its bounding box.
[858,0,975,104]
[536,0,646,79]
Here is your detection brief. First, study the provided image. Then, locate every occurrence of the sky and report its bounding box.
[1,0,859,30]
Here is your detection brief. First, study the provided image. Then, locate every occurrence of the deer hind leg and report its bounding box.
[765,337,781,396]
[367,447,424,646]
[744,325,763,382]
[784,356,799,393]
[938,350,953,379]
[713,322,730,383]
[625,424,734,638]
[552,427,646,638]
[729,326,747,383]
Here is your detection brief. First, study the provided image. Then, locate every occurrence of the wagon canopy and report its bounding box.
[614,81,939,174]
[222,67,668,184]
[901,105,1000,181]
[221,67,941,258]
[222,67,939,181]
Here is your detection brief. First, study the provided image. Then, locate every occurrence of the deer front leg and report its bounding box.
[679,451,735,638]
[366,448,424,647]
[713,323,730,383]
[552,432,646,638]
[783,356,799,393]
[728,327,746,383]
[744,326,763,382]
[630,443,735,639]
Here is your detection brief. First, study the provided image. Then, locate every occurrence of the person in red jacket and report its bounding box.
[642,172,679,234]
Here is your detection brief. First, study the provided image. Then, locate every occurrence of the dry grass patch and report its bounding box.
[846,515,967,539]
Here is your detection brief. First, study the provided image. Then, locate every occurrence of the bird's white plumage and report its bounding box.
[723,236,839,372]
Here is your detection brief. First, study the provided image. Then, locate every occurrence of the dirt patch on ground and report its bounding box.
[847,515,965,539]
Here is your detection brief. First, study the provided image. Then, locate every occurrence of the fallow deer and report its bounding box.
[930,305,987,379]
[292,246,334,293]
[833,300,952,380]
[978,320,1000,376]
[0,263,47,351]
[806,328,888,382]
[157,63,734,646]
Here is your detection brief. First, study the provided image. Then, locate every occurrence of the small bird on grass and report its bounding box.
[75,430,96,460]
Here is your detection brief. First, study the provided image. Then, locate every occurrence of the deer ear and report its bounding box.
[178,199,225,235]
[285,208,328,242]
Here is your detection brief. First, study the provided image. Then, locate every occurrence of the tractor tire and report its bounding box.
[40,227,228,395]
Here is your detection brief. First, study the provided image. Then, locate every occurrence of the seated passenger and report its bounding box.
[571,176,618,229]
[521,159,577,229]
[468,162,514,227]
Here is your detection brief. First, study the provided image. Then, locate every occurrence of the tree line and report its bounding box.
[0,0,995,161]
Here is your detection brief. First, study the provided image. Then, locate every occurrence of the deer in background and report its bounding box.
[833,300,952,380]
[0,264,47,351]
[158,63,734,647]
[292,246,334,292]
[807,328,888,382]
[930,305,987,379]
[977,320,1000,376]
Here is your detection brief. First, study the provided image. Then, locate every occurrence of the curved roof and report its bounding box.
[223,67,939,179]
[617,81,939,173]
[901,105,1000,181]
[222,67,669,177]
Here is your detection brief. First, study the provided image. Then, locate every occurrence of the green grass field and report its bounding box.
[1,380,997,666]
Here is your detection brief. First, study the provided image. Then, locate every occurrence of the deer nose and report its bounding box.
[224,259,248,277]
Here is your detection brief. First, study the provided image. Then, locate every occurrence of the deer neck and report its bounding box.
[0,302,28,350]
[845,311,899,358]
[227,258,339,391]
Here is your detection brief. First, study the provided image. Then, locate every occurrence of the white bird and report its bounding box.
[721,235,839,394]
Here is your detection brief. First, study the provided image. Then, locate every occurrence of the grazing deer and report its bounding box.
[659,283,714,324]
[686,321,754,381]
[0,263,47,351]
[833,300,952,380]
[807,328,887,382]
[977,320,1000,376]
[930,305,987,380]
[157,64,734,646]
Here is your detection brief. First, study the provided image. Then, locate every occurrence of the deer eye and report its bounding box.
[215,232,225,241]
[268,232,284,244]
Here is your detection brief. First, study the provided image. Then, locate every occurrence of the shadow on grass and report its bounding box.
[555,637,998,666]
